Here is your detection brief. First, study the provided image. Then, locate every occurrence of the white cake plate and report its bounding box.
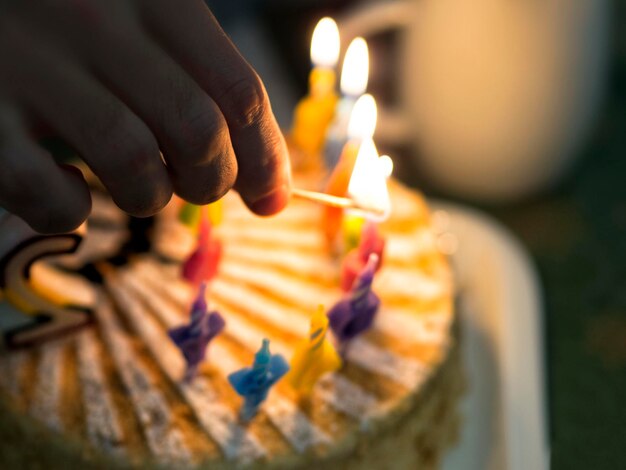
[434,201,550,470]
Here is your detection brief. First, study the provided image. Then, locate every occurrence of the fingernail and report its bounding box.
[249,185,290,216]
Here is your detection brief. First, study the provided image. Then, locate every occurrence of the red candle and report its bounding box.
[181,211,222,288]
[340,220,385,291]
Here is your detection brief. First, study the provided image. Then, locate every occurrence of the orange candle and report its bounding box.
[323,139,359,246]
[323,94,378,248]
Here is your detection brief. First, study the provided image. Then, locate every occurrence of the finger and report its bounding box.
[17,1,237,205]
[137,0,291,215]
[0,18,172,218]
[0,102,91,234]
[90,30,237,205]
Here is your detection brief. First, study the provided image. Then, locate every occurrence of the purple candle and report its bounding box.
[327,253,380,355]
[168,282,225,382]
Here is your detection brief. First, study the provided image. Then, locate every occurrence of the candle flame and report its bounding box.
[340,37,369,96]
[311,18,340,68]
[347,93,377,140]
[347,139,392,220]
[379,155,394,178]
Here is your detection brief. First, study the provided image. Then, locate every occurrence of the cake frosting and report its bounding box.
[0,173,462,469]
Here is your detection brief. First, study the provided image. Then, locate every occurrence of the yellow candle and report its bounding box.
[291,18,340,163]
[178,202,201,227]
[342,212,365,253]
[206,200,223,226]
[286,305,342,396]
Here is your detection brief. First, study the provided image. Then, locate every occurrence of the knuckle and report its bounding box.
[118,133,161,176]
[98,114,161,178]
[222,73,268,128]
[92,112,171,217]
[46,0,134,33]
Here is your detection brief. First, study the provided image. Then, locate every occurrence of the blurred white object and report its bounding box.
[341,0,610,202]
[432,201,548,470]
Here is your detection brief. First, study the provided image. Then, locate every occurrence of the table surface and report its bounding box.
[430,25,625,470]
[476,25,626,469]
[416,49,626,470]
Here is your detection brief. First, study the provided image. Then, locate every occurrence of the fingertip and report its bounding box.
[25,208,86,234]
[172,149,237,206]
[245,183,291,216]
[236,128,292,216]
[25,195,91,235]
[111,181,173,218]
[27,168,92,234]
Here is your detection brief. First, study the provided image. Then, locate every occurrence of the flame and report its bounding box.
[340,38,369,96]
[311,18,340,68]
[347,139,392,220]
[347,94,377,141]
[378,155,394,178]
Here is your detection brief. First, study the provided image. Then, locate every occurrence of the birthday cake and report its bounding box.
[0,167,462,469]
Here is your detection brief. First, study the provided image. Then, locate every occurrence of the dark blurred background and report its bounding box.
[208,1,625,469]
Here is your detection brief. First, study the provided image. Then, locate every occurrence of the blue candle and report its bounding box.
[228,338,289,422]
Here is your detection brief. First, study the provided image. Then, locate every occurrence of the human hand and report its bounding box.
[0,0,291,234]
